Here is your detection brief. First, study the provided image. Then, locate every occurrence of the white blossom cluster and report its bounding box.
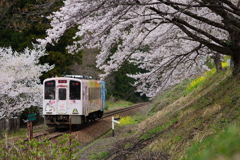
[38,0,237,97]
[0,47,54,120]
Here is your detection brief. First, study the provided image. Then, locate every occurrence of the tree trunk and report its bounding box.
[211,53,223,72]
[213,53,223,72]
[5,118,10,135]
[231,53,240,76]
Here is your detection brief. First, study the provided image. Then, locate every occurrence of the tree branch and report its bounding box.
[203,0,240,29]
[173,19,232,55]
[165,2,227,31]
[173,18,227,47]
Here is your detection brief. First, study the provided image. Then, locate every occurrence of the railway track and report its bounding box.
[23,102,148,142]
[37,130,70,142]
[22,129,68,142]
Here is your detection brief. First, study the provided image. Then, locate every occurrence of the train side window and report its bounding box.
[44,80,55,99]
[98,88,100,99]
[70,81,81,100]
[89,88,91,100]
[59,88,66,100]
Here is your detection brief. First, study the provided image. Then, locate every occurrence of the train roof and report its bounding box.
[63,75,93,79]
[43,75,104,82]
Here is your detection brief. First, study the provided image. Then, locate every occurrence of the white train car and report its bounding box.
[43,75,106,129]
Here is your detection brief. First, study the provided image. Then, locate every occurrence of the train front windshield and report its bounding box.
[44,80,55,99]
[59,88,67,100]
[70,80,81,100]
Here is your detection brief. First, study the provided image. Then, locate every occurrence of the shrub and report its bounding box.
[119,116,136,126]
[0,134,80,159]
[186,68,216,92]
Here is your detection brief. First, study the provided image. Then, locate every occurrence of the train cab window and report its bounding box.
[44,80,55,99]
[70,81,81,100]
[59,88,66,100]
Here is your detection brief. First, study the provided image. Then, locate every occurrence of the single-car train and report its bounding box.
[43,75,106,129]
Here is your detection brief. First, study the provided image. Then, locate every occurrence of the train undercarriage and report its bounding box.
[44,110,104,129]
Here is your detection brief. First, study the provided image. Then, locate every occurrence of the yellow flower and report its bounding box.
[222,62,227,68]
[119,116,135,126]
[186,68,216,91]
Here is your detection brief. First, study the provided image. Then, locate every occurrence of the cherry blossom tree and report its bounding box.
[0,47,53,133]
[39,0,240,97]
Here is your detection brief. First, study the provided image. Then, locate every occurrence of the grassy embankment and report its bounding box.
[83,66,240,159]
[105,100,134,111]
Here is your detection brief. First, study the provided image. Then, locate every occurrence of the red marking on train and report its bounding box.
[49,100,56,105]
[57,85,67,87]
[58,80,67,83]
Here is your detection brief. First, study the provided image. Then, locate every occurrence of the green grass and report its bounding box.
[1,125,51,143]
[124,142,132,149]
[105,100,133,110]
[134,68,240,159]
[89,151,110,160]
[183,124,240,160]
[129,130,136,135]
[140,118,178,140]
[0,134,80,159]
[9,129,27,137]
[149,79,192,114]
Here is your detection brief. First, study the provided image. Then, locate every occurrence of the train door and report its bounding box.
[100,81,106,111]
[69,80,81,115]
[82,80,89,116]
[57,87,67,114]
[43,80,56,114]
